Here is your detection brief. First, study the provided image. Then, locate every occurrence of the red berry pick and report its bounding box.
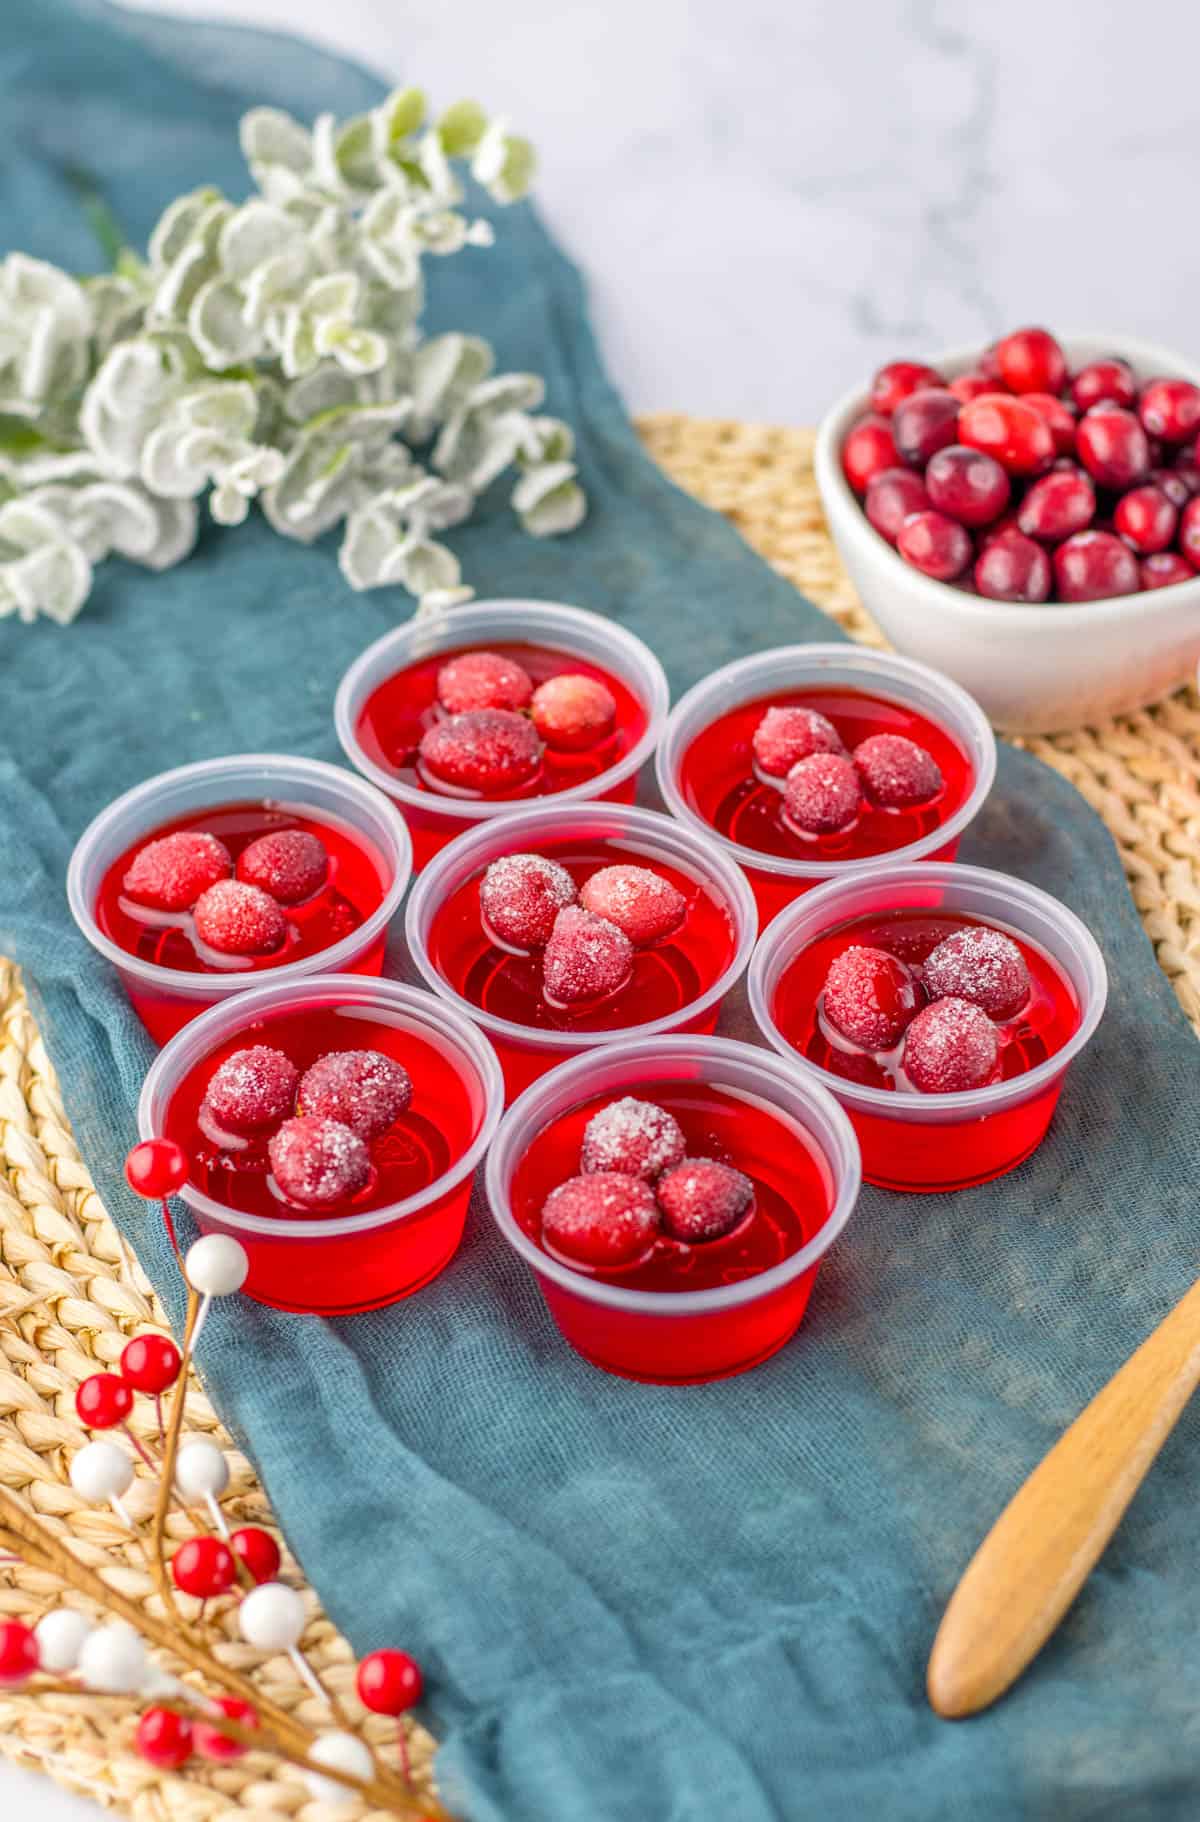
[0,1620,38,1687]
[230,1526,282,1586]
[120,1333,182,1395]
[125,1139,188,1200]
[76,1373,133,1431]
[542,1173,660,1268]
[656,1158,754,1244]
[194,1695,258,1763]
[172,1535,237,1600]
[357,1648,424,1716]
[136,1707,193,1770]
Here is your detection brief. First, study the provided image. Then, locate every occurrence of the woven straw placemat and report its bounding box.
[2,413,1200,1820]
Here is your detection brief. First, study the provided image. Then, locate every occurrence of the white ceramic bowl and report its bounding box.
[814,332,1200,734]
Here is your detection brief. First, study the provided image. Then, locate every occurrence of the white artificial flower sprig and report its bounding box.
[0,89,586,626]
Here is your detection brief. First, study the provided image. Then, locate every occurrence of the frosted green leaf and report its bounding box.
[305,272,361,322]
[338,504,402,589]
[70,481,162,561]
[419,584,475,613]
[283,366,363,424]
[188,278,259,369]
[398,537,461,596]
[177,382,259,439]
[437,100,487,156]
[512,460,587,536]
[494,137,536,204]
[382,87,427,145]
[85,273,149,353]
[0,498,67,552]
[408,333,492,441]
[466,373,545,416]
[317,322,389,377]
[0,539,92,625]
[147,188,222,271]
[138,497,198,570]
[335,113,386,192]
[242,242,313,328]
[240,108,313,174]
[218,201,299,279]
[140,422,214,497]
[416,132,461,206]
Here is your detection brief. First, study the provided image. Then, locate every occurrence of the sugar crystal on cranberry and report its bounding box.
[752,705,846,778]
[236,830,328,905]
[193,881,287,957]
[656,1158,754,1244]
[123,831,231,913]
[903,996,999,1094]
[922,927,1030,1020]
[436,650,533,715]
[782,752,862,836]
[268,1115,370,1209]
[480,852,577,950]
[542,1172,659,1268]
[299,1050,412,1140]
[823,944,921,1051]
[579,865,687,946]
[419,709,543,794]
[581,1097,686,1182]
[542,906,634,1006]
[529,674,617,751]
[853,733,942,808]
[202,1046,299,1137]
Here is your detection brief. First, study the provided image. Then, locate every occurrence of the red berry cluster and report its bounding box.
[122,828,331,959]
[540,1096,754,1271]
[479,851,688,1007]
[821,925,1031,1093]
[197,1043,412,1209]
[74,1332,185,1433]
[751,703,943,837]
[419,649,618,793]
[843,328,1200,602]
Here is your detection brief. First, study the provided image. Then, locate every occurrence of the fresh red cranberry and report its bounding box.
[656,1158,754,1243]
[892,388,961,467]
[922,927,1030,1020]
[958,394,1055,475]
[172,1535,237,1599]
[268,1115,371,1209]
[76,1373,133,1430]
[194,1697,258,1764]
[124,1138,188,1199]
[357,1649,424,1717]
[994,327,1068,396]
[782,753,862,836]
[480,853,576,950]
[1022,392,1077,455]
[1141,551,1196,589]
[841,415,898,492]
[924,445,1010,527]
[864,467,931,542]
[1113,485,1177,554]
[230,1526,282,1586]
[193,880,287,957]
[1138,378,1200,444]
[1070,358,1136,412]
[543,906,634,1005]
[896,509,972,580]
[541,1172,659,1267]
[752,704,846,776]
[436,649,533,715]
[1148,467,1192,510]
[579,865,687,947]
[1181,497,1200,570]
[299,1049,412,1141]
[529,674,617,751]
[1175,462,1200,497]
[581,1097,686,1182]
[0,1621,38,1687]
[419,708,543,793]
[236,830,328,905]
[136,1708,193,1770]
[1016,467,1096,543]
[853,733,943,807]
[823,944,921,1050]
[973,528,1052,602]
[904,996,999,1093]
[977,345,1004,381]
[122,830,231,913]
[120,1333,182,1395]
[203,1045,299,1136]
[869,360,943,416]
[949,371,997,405]
[1053,530,1141,601]
[1076,406,1151,490]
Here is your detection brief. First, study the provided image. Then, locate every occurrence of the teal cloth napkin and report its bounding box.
[5,5,1200,1816]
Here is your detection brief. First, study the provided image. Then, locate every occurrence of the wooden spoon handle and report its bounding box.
[928,1272,1200,1719]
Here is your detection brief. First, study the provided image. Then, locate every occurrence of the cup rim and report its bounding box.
[747,858,1108,1115]
[66,753,413,998]
[137,973,505,1238]
[333,597,671,822]
[405,800,760,1052]
[483,1033,861,1315]
[654,641,997,879]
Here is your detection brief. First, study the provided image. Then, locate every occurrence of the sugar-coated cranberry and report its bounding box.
[904,996,999,1093]
[822,944,921,1051]
[1053,530,1141,602]
[864,467,931,542]
[1141,552,1196,589]
[1138,378,1200,444]
[299,1050,412,1141]
[1181,497,1200,570]
[853,733,943,808]
[542,906,634,1006]
[1148,467,1192,511]
[193,880,287,957]
[958,394,1054,475]
[268,1115,371,1209]
[480,852,577,950]
[0,1621,38,1687]
[436,649,533,715]
[1071,358,1136,412]
[542,1172,659,1268]
[892,388,961,467]
[869,360,943,416]
[136,1707,193,1770]
[1016,467,1096,543]
[357,1649,424,1717]
[230,1526,282,1585]
[1076,406,1151,490]
[203,1046,299,1136]
[782,753,862,836]
[76,1373,133,1430]
[120,1333,182,1395]
[949,371,996,405]
[752,704,846,776]
[924,445,1010,527]
[841,414,898,492]
[922,927,1030,1021]
[1022,392,1077,455]
[896,509,972,580]
[172,1535,237,1599]
[581,1097,686,1182]
[656,1158,754,1244]
[1113,485,1177,555]
[529,673,617,751]
[124,1138,188,1199]
[579,865,687,946]
[973,527,1052,602]
[420,708,543,793]
[194,1696,258,1763]
[123,830,231,913]
[236,830,328,905]
[994,327,1068,396]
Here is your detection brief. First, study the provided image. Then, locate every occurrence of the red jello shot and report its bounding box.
[484,1035,860,1382]
[656,643,995,926]
[748,861,1106,1192]
[138,975,503,1313]
[68,756,412,1045]
[335,599,669,871]
[405,802,758,1101]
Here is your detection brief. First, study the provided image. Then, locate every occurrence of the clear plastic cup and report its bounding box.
[405,801,759,1100]
[138,974,504,1314]
[484,1034,861,1383]
[748,860,1107,1192]
[334,598,670,869]
[68,755,413,1045]
[655,643,996,925]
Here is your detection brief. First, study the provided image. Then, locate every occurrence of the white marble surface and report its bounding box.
[12,3,1200,1817]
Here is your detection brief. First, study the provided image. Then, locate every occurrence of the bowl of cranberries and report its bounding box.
[815,329,1200,732]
